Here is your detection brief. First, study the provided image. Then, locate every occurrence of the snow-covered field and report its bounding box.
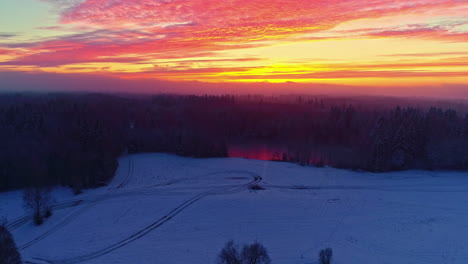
[2,153,468,264]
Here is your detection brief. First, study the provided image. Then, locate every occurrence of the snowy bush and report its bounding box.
[217,240,271,264]
[0,225,22,264]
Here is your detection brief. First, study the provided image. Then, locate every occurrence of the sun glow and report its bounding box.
[0,0,467,93]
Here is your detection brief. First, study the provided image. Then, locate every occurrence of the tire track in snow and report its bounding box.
[30,171,261,264]
[8,158,134,232]
[6,200,84,231]
[9,168,254,232]
[113,158,134,190]
[18,202,98,250]
[15,159,136,249]
[9,158,187,232]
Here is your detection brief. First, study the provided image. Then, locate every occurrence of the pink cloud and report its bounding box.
[1,0,467,83]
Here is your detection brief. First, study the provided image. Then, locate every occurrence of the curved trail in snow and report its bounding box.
[10,166,254,231]
[18,202,98,250]
[112,158,134,190]
[24,171,261,264]
[8,159,135,232]
[18,160,135,250]
[17,168,256,250]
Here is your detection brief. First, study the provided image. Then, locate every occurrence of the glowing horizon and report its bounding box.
[0,0,467,92]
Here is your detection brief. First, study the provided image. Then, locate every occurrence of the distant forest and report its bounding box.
[1,93,467,191]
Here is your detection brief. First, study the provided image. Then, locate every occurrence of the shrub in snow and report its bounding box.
[44,207,53,218]
[0,225,22,264]
[319,248,333,264]
[217,240,271,264]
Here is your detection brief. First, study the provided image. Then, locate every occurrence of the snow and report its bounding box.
[1,153,468,264]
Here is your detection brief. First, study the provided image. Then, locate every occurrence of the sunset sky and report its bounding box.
[0,0,467,95]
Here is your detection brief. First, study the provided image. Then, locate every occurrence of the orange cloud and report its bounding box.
[1,0,467,89]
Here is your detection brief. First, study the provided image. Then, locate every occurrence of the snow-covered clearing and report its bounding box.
[1,153,468,264]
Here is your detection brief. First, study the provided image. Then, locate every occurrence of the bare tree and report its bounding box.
[23,187,52,225]
[0,224,22,264]
[242,242,271,264]
[319,248,333,264]
[217,240,271,264]
[217,240,242,264]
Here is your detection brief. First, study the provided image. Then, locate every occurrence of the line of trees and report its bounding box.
[0,94,467,191]
[0,232,341,264]
[217,240,333,264]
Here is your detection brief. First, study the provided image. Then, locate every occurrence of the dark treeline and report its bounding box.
[1,93,467,191]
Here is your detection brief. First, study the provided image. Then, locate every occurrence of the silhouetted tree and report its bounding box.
[218,240,242,264]
[0,224,22,264]
[217,241,271,264]
[241,242,271,264]
[1,94,468,192]
[23,187,52,225]
[319,248,333,264]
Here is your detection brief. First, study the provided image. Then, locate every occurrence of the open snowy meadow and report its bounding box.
[1,154,468,264]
